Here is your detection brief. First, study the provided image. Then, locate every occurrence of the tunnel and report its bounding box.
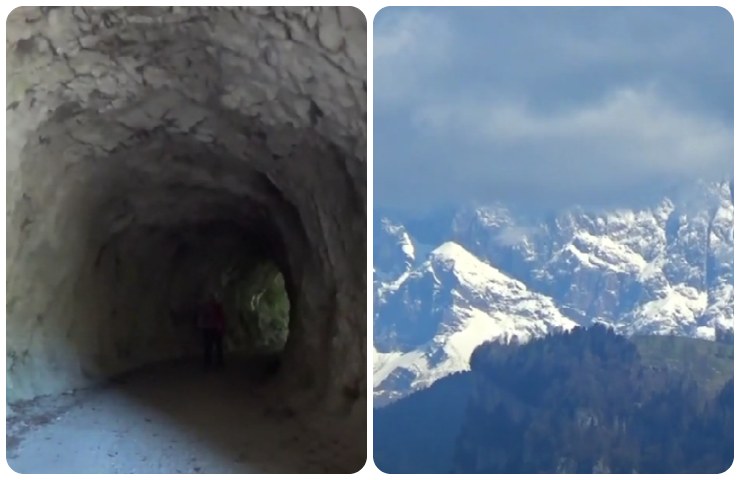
[6,6,366,473]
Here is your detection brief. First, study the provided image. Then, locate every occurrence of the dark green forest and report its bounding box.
[375,326,733,474]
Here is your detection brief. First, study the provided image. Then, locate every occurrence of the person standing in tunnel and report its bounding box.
[199,293,226,370]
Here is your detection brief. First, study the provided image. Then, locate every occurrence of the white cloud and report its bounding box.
[413,87,732,192]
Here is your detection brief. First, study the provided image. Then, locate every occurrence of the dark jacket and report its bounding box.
[198,299,226,333]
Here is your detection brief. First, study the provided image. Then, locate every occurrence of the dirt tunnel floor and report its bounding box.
[6,356,365,474]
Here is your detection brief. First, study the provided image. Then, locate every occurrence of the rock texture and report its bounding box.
[6,6,366,416]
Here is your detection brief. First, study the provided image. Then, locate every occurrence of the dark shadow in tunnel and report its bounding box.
[106,356,361,474]
[38,127,315,387]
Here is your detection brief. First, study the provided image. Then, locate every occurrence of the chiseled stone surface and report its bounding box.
[6,6,366,417]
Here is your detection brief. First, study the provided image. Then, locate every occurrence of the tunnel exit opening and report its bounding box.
[219,261,291,357]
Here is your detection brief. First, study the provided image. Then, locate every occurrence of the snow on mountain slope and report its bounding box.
[552,231,648,274]
[374,218,416,284]
[374,242,577,404]
[620,283,708,337]
[450,181,733,336]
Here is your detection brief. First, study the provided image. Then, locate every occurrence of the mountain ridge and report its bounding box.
[374,181,733,404]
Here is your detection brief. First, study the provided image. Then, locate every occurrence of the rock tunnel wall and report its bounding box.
[6,6,366,411]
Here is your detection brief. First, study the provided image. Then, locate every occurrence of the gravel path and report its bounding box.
[6,357,365,473]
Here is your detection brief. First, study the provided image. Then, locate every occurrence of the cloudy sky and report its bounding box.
[374,7,733,215]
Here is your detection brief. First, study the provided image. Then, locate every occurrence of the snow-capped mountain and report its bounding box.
[374,239,577,405]
[374,181,733,404]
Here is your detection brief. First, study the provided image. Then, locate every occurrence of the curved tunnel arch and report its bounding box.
[6,6,366,418]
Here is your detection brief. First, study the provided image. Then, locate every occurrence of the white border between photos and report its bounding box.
[1,2,737,479]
